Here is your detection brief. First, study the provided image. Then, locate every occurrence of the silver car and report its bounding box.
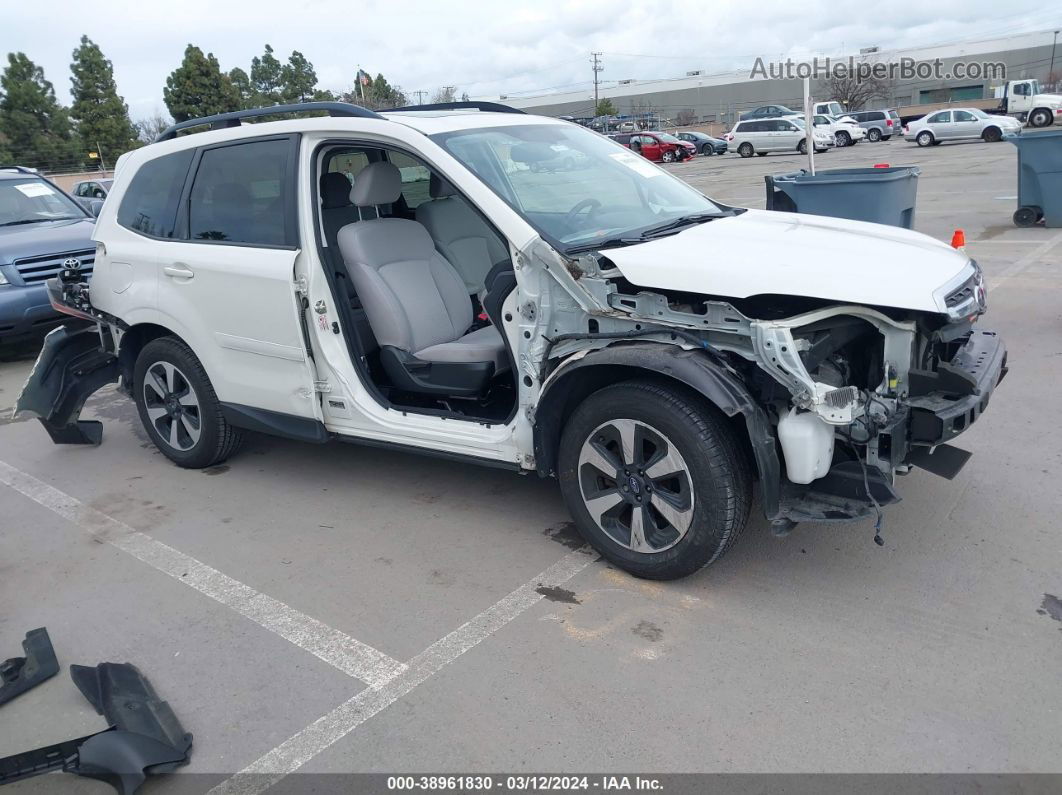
[905,107,1022,147]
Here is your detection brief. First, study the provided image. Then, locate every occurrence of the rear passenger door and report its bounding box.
[153,135,320,421]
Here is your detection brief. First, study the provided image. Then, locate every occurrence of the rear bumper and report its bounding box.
[0,284,61,338]
[13,323,119,444]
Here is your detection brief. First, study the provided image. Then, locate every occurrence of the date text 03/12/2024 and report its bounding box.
[386,776,664,791]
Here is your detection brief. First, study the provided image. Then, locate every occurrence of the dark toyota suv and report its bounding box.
[1,167,99,340]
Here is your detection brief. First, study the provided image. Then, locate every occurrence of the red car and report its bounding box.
[613,132,695,163]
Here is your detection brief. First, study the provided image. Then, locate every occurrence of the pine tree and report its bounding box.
[69,35,139,167]
[163,45,240,122]
[0,52,79,171]
[250,44,283,105]
[369,74,406,109]
[228,67,255,109]
[280,50,317,103]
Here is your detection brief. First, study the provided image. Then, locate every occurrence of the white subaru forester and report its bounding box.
[17,101,1006,580]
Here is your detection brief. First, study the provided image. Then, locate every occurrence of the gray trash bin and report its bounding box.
[765,166,921,228]
[1008,129,1062,227]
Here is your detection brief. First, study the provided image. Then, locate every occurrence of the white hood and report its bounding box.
[603,209,972,314]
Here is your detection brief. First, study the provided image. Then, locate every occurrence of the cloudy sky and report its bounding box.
[3,0,1060,122]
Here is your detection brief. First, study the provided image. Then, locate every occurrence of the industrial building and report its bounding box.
[498,29,1061,126]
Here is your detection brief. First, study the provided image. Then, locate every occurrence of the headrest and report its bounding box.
[320,172,352,209]
[351,161,401,207]
[429,173,456,199]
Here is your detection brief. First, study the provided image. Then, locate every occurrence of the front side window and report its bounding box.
[117,149,194,238]
[954,110,977,122]
[188,138,291,246]
[433,123,723,252]
[0,177,86,227]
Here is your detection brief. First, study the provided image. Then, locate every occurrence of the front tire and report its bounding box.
[558,381,751,580]
[835,130,851,147]
[982,126,1003,142]
[1029,109,1052,128]
[134,337,243,468]
[662,150,676,163]
[797,139,807,154]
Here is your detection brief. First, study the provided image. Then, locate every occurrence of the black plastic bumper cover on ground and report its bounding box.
[12,323,118,445]
[0,662,192,795]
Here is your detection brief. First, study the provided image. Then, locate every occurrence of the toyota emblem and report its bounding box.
[63,257,82,270]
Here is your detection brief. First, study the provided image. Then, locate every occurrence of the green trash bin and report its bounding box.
[765,166,921,229]
[1008,129,1062,227]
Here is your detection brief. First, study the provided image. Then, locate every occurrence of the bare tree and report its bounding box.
[135,112,172,143]
[675,108,696,126]
[431,85,457,103]
[823,73,891,111]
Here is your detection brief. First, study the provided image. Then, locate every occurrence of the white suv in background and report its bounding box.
[796,113,867,147]
[728,117,833,157]
[17,101,1005,580]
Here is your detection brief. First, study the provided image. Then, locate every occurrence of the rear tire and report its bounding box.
[867,128,882,142]
[916,130,934,147]
[134,337,243,468]
[738,142,754,158]
[557,381,751,580]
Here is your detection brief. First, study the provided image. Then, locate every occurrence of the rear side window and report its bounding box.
[388,150,431,209]
[117,150,194,238]
[188,138,292,247]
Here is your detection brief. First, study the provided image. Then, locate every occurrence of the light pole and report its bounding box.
[1050,30,1059,91]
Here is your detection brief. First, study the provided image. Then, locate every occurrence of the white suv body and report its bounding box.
[797,114,867,147]
[17,102,1006,580]
[728,118,833,157]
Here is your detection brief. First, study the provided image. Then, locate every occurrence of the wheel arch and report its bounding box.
[533,343,782,518]
[116,322,190,395]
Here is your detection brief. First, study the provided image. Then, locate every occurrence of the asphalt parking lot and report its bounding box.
[2,133,1061,791]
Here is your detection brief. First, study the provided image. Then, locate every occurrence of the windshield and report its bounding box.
[970,108,992,119]
[658,133,681,143]
[0,178,86,226]
[432,123,723,251]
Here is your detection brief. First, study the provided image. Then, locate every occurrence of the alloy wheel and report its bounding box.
[142,361,202,452]
[577,419,695,554]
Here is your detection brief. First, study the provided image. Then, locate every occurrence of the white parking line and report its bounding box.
[987,231,1062,290]
[0,459,407,688]
[208,548,597,795]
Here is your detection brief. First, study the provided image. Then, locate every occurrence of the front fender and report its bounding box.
[533,342,783,519]
[13,323,119,445]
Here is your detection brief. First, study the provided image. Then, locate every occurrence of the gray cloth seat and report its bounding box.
[337,162,508,393]
[415,174,509,294]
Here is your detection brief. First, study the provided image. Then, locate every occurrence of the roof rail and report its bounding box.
[386,101,525,115]
[0,165,39,174]
[154,102,385,142]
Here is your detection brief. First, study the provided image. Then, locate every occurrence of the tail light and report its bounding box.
[886,119,893,127]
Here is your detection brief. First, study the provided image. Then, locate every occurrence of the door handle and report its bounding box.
[163,264,194,280]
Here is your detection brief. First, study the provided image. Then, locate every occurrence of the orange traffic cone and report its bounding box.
[950,229,966,249]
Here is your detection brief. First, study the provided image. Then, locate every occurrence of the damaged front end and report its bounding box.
[13,268,120,445]
[531,242,1007,530]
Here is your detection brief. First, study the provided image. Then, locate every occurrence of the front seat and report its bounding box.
[415,174,509,294]
[337,162,508,398]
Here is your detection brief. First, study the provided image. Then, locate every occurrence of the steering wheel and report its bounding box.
[564,198,602,228]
